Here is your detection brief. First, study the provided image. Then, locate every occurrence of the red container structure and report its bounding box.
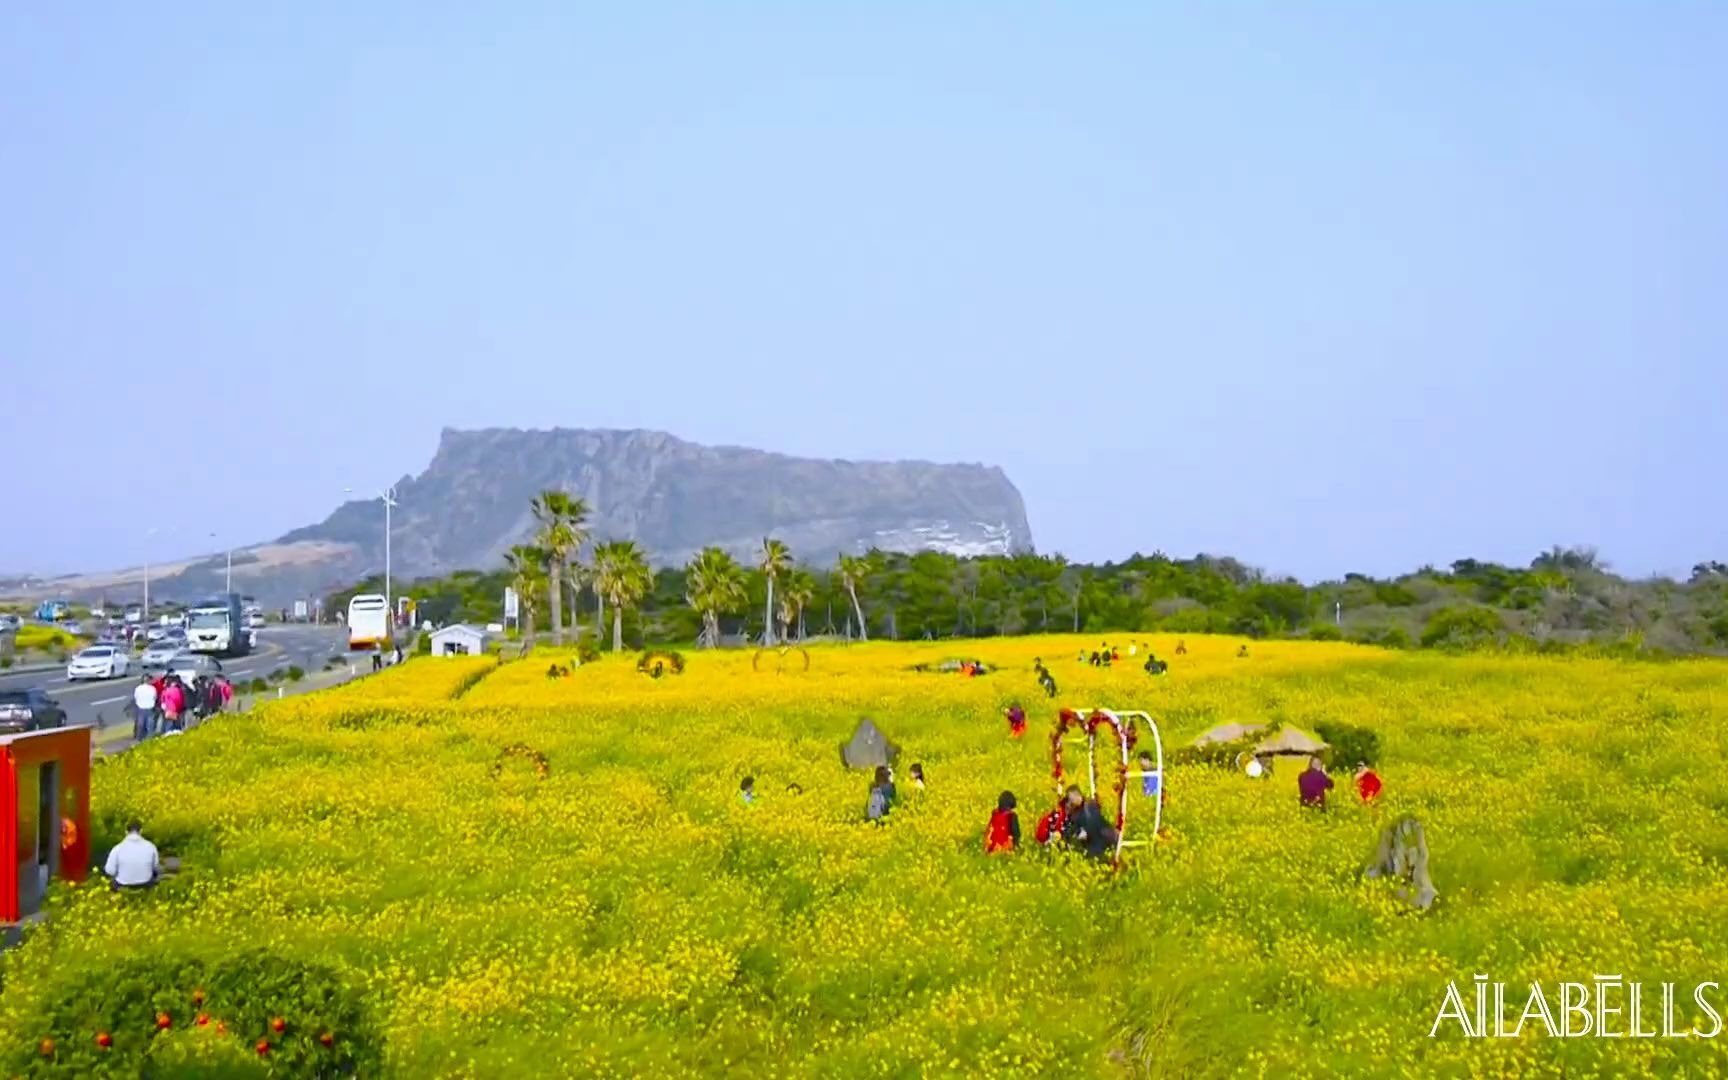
[0,726,92,924]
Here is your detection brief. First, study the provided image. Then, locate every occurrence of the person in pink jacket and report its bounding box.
[159,679,186,733]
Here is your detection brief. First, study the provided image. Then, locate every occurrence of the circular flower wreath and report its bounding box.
[490,743,550,781]
[752,646,811,673]
[1050,708,1139,836]
[637,649,686,677]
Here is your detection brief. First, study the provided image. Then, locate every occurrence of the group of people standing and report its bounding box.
[129,670,232,741]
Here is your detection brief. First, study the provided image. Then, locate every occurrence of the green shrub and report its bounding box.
[1170,735,1259,770]
[1421,605,1505,649]
[1306,622,1344,641]
[415,632,432,655]
[1316,721,1381,768]
[14,950,381,1077]
[285,666,305,683]
[576,637,601,663]
[1350,625,1413,650]
[0,656,11,670]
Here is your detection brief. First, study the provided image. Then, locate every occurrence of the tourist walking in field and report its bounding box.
[1299,757,1333,809]
[1355,763,1383,804]
[984,792,1020,853]
[1004,703,1027,738]
[131,676,157,743]
[865,766,894,823]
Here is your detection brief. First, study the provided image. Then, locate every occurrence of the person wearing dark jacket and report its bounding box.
[1063,795,1115,860]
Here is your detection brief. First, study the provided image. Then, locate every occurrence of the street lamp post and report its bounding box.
[345,484,400,624]
[144,527,157,624]
[210,533,233,594]
[382,486,397,618]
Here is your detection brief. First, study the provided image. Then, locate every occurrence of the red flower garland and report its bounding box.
[1049,709,1139,845]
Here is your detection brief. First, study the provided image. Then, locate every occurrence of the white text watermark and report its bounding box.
[1430,975,1723,1039]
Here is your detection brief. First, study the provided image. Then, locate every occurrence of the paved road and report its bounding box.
[0,624,353,733]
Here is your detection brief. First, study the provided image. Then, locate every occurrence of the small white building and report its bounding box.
[429,624,489,657]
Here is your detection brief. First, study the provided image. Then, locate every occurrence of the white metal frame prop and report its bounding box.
[1054,707,1165,862]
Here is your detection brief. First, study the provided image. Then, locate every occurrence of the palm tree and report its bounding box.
[837,553,873,641]
[594,540,653,652]
[503,544,547,653]
[685,547,746,648]
[758,538,792,646]
[782,569,816,641]
[530,491,589,647]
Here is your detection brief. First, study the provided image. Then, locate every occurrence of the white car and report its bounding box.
[66,645,129,681]
[140,640,184,669]
[164,653,223,685]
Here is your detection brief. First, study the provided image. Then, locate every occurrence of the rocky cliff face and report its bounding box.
[280,427,1034,577]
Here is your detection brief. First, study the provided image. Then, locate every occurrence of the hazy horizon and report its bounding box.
[5,5,1724,582]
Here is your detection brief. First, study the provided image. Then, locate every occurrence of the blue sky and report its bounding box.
[4,3,1724,580]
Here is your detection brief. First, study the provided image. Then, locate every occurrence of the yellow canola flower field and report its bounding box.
[5,634,1728,1077]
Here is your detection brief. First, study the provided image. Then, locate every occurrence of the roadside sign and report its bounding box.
[293,600,309,620]
[503,588,519,620]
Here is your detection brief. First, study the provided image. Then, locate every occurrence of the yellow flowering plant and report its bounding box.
[3,634,1725,1076]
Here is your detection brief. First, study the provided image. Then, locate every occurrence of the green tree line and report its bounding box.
[323,500,1728,656]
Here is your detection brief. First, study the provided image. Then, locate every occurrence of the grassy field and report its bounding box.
[4,635,1727,1076]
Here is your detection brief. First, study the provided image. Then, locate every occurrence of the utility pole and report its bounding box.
[210,532,232,594]
[382,486,397,617]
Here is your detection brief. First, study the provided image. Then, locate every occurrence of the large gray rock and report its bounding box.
[33,427,1035,607]
[1364,816,1439,912]
[288,427,1033,576]
[841,717,900,771]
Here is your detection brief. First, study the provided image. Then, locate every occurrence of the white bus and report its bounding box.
[347,594,392,651]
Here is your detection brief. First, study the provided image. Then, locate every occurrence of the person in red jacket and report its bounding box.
[984,792,1020,853]
[1003,703,1027,739]
[1355,763,1383,804]
[1035,786,1085,846]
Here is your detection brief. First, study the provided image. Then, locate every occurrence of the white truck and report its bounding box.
[186,594,253,658]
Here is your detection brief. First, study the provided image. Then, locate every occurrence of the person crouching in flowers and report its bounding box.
[1036,786,1083,848]
[865,766,894,823]
[909,763,926,792]
[738,776,756,807]
[984,792,1020,853]
[1004,703,1027,738]
[1064,794,1116,860]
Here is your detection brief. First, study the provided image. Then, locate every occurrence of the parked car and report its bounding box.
[67,645,129,681]
[0,689,66,734]
[0,613,20,633]
[140,640,184,670]
[164,653,224,684]
[62,620,84,636]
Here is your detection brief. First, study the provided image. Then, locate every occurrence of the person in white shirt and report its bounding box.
[131,678,158,743]
[104,821,160,889]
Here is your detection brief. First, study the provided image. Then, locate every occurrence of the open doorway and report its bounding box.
[14,763,59,918]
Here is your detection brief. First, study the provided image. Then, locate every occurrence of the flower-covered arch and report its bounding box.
[1049,707,1166,863]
